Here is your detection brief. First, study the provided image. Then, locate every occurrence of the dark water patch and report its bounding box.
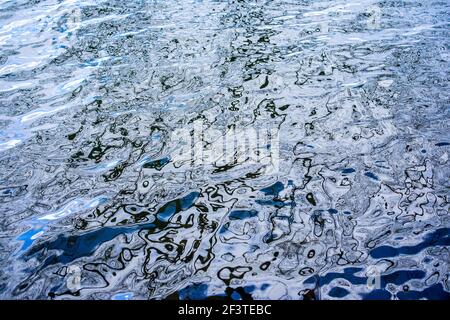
[328,287,350,298]
[370,228,450,259]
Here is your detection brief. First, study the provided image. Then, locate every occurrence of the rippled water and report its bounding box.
[0,0,449,300]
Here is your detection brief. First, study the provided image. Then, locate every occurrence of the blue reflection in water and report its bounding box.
[16,226,45,253]
[112,292,134,300]
[24,192,199,268]
[370,228,450,259]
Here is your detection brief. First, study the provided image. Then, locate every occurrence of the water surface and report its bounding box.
[0,0,449,300]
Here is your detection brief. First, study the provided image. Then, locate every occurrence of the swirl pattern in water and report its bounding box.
[0,0,449,300]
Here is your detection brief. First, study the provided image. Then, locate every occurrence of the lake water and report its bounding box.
[0,0,449,300]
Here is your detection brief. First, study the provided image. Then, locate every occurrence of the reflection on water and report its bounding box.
[0,0,449,300]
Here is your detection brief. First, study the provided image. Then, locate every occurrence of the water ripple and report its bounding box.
[0,0,449,300]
